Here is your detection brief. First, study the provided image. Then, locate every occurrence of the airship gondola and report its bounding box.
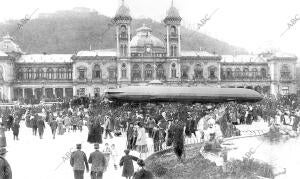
[105,86,263,103]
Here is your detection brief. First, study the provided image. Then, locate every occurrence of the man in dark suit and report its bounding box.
[70,144,89,179]
[88,143,106,179]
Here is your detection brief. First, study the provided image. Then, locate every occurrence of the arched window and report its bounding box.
[46,68,54,79]
[145,64,153,80]
[181,65,189,80]
[252,68,258,79]
[171,63,177,78]
[226,68,233,79]
[280,65,290,79]
[61,68,66,79]
[67,68,72,79]
[132,64,141,81]
[170,45,177,57]
[261,68,267,78]
[121,64,127,79]
[56,68,65,79]
[234,68,241,78]
[194,64,203,79]
[243,68,249,78]
[120,25,127,38]
[27,68,34,79]
[93,64,102,79]
[36,68,44,79]
[108,66,117,81]
[78,67,87,80]
[170,26,177,36]
[156,64,165,80]
[120,44,127,57]
[209,66,217,79]
[16,68,23,80]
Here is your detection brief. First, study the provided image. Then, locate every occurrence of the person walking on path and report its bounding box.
[37,117,45,139]
[70,144,89,179]
[88,143,107,179]
[136,122,148,159]
[12,120,20,140]
[104,116,113,139]
[120,149,139,179]
[0,148,12,179]
[49,118,58,139]
[31,114,38,136]
[111,144,118,170]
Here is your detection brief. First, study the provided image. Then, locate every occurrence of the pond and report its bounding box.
[226,134,300,178]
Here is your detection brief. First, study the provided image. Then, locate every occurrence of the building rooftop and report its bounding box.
[221,55,267,63]
[17,54,73,63]
[77,49,116,57]
[181,51,218,57]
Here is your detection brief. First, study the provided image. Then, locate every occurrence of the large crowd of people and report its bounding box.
[0,94,298,178]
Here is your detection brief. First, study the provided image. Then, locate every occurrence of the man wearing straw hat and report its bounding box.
[0,148,12,179]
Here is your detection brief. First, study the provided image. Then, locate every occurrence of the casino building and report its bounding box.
[0,1,297,102]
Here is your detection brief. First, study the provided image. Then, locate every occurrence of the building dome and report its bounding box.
[130,24,165,49]
[0,34,23,54]
[114,0,131,20]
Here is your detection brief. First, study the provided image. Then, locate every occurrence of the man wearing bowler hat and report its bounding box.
[0,148,12,179]
[70,144,89,179]
[88,143,107,179]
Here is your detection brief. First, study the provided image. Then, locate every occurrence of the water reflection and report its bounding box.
[227,134,300,178]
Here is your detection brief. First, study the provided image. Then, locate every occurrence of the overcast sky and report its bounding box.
[0,0,300,58]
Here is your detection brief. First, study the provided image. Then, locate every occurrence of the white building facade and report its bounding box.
[0,1,297,102]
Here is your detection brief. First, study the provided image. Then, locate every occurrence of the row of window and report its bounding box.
[16,68,72,80]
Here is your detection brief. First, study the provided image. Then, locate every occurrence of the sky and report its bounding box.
[0,0,299,59]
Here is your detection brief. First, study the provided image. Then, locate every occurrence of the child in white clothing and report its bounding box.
[111,144,119,170]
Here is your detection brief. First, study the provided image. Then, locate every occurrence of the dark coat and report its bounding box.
[133,168,154,179]
[0,156,12,179]
[37,119,45,132]
[70,150,89,171]
[49,120,58,131]
[88,150,107,172]
[87,122,102,144]
[12,123,20,136]
[31,117,38,128]
[120,155,139,177]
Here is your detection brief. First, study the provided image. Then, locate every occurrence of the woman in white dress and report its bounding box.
[136,122,148,159]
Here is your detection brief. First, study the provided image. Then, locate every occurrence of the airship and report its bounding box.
[105,85,263,103]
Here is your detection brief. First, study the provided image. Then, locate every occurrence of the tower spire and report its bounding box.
[171,0,174,7]
[121,0,125,6]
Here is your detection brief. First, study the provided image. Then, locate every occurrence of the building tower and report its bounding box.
[113,0,132,58]
[164,0,182,57]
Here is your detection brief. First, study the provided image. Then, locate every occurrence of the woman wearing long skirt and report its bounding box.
[136,122,148,159]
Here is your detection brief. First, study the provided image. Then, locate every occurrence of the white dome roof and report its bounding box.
[130,24,165,48]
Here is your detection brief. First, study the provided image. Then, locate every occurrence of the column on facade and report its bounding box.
[141,63,144,81]
[53,87,56,97]
[178,26,181,56]
[116,27,120,57]
[63,88,65,97]
[166,26,170,57]
[22,88,25,98]
[153,61,157,80]
[32,88,35,98]
[128,26,131,57]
